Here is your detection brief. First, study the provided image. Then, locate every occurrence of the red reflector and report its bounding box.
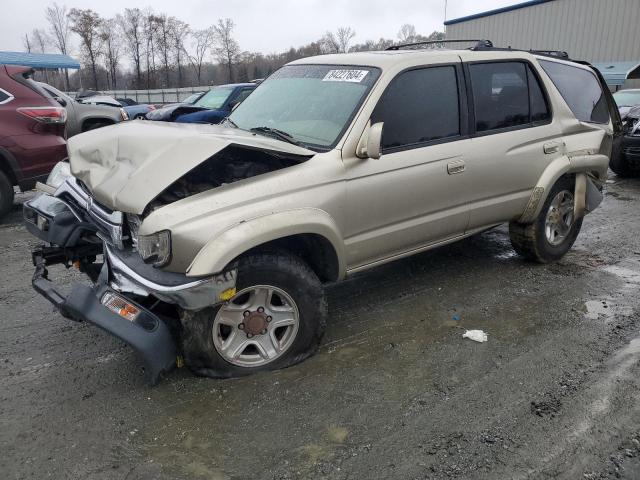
[17,106,67,124]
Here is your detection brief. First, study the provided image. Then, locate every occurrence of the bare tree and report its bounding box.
[69,8,103,90]
[154,14,173,86]
[119,8,144,88]
[188,27,214,85]
[23,33,32,53]
[100,18,121,89]
[321,27,355,54]
[212,18,240,83]
[397,24,417,43]
[336,27,356,53]
[31,29,50,53]
[170,19,190,87]
[142,9,159,88]
[45,3,72,88]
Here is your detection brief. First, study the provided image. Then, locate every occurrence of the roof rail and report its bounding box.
[386,39,493,51]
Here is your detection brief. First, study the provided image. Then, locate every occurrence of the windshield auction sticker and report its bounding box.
[322,69,369,83]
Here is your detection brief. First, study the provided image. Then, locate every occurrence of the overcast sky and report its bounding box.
[3,0,521,55]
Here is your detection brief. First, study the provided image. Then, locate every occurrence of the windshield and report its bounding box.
[229,64,380,149]
[613,90,640,107]
[195,87,235,109]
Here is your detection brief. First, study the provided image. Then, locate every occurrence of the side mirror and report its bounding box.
[356,121,384,159]
[54,96,67,107]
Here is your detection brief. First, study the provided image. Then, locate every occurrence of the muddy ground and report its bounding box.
[2,176,640,480]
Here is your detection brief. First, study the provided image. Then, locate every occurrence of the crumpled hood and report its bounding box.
[68,121,315,214]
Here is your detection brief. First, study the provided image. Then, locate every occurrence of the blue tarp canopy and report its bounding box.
[0,51,80,70]
[593,61,640,87]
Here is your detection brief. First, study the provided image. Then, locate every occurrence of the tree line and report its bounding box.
[24,3,444,92]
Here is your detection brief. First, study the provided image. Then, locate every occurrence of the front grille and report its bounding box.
[55,178,125,249]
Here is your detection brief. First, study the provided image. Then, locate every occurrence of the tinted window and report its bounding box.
[371,66,460,150]
[528,67,551,122]
[539,60,609,124]
[234,88,253,104]
[470,62,530,132]
[0,90,9,103]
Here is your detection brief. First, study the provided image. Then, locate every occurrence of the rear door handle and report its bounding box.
[447,160,466,175]
[544,141,563,154]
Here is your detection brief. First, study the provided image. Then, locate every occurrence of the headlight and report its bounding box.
[137,230,171,267]
[120,108,129,121]
[46,161,71,189]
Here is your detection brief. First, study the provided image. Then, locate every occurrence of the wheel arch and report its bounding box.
[518,154,608,224]
[81,117,116,131]
[186,209,346,282]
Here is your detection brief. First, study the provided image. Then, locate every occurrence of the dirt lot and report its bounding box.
[2,176,640,480]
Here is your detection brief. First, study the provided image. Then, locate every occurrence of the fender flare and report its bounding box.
[186,208,346,278]
[518,153,609,224]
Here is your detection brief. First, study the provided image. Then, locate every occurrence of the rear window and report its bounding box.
[539,60,609,124]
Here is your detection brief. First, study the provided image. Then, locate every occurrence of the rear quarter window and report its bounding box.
[539,60,609,124]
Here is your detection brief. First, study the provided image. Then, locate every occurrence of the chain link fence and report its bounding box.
[69,86,210,104]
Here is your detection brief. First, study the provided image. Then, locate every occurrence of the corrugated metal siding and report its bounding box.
[446,0,640,63]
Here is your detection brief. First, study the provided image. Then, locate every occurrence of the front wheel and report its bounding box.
[0,170,14,219]
[181,252,327,378]
[509,177,583,263]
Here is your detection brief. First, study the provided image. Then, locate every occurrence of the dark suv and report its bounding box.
[0,65,67,218]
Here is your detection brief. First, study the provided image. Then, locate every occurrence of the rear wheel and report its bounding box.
[0,170,14,219]
[509,177,583,263]
[181,251,327,378]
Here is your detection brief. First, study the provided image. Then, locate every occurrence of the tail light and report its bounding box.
[148,105,156,111]
[17,106,67,124]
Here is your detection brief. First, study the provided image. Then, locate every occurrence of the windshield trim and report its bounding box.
[229,63,382,152]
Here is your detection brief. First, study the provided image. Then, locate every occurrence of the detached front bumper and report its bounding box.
[32,246,176,385]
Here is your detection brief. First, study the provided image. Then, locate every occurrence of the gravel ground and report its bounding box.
[2,176,640,480]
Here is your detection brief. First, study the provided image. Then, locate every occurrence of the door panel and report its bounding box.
[343,142,470,268]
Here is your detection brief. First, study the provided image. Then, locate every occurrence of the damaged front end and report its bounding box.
[24,122,316,384]
[24,178,240,384]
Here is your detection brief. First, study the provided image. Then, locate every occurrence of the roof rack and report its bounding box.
[386,39,493,51]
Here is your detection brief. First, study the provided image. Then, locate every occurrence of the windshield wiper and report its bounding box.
[249,126,305,147]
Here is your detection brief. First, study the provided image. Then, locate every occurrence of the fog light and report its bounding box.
[101,292,140,321]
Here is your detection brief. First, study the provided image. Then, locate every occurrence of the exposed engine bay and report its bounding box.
[147,144,310,212]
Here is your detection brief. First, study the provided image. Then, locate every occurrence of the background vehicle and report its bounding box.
[38,83,127,137]
[610,104,640,177]
[23,46,618,382]
[613,89,640,118]
[145,83,255,123]
[114,98,156,119]
[0,65,66,218]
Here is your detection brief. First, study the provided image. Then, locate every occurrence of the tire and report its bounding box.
[509,177,583,263]
[181,251,327,378]
[0,170,14,219]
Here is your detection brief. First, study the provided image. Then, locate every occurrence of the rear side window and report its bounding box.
[371,66,460,151]
[469,61,550,133]
[539,60,609,124]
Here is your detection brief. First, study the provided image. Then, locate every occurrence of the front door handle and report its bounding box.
[447,160,466,175]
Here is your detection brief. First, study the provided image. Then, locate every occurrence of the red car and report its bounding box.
[0,65,67,218]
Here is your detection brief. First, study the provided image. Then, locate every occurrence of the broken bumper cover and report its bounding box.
[32,248,176,385]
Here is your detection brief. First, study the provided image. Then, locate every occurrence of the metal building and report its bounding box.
[445,0,640,88]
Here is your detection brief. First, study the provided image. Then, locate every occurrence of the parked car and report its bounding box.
[610,104,640,176]
[0,65,67,218]
[112,98,156,119]
[23,46,619,383]
[38,83,128,137]
[613,89,640,118]
[144,91,205,120]
[145,83,255,123]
